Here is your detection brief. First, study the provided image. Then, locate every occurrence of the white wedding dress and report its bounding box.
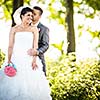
[0,32,52,100]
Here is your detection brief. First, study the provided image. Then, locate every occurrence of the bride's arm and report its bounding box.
[33,27,39,50]
[27,27,39,56]
[31,27,39,69]
[8,27,15,63]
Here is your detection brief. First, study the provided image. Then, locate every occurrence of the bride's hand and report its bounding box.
[32,57,38,70]
[8,60,12,64]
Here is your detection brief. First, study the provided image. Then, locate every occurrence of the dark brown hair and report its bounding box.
[33,6,43,15]
[20,7,33,19]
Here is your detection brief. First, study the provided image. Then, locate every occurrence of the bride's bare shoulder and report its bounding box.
[30,26,38,32]
[11,25,21,32]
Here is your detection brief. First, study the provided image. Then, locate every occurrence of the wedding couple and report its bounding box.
[0,6,52,100]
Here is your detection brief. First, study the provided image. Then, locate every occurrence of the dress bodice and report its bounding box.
[13,32,33,56]
[14,32,33,50]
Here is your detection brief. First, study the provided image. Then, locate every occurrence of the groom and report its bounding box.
[28,6,49,76]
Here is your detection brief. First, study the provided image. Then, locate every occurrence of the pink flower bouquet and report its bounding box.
[4,63,17,77]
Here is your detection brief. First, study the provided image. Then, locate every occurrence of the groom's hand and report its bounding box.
[27,49,39,56]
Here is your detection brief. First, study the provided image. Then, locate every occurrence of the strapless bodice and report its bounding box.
[14,32,33,50]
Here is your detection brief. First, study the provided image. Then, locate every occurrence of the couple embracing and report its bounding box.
[0,6,52,100]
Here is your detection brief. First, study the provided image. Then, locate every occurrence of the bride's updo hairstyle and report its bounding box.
[13,6,33,25]
[20,7,33,19]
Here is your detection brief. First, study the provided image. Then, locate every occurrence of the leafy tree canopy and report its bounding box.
[0,0,30,20]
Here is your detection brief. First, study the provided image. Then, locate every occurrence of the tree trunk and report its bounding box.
[12,0,23,26]
[65,0,75,53]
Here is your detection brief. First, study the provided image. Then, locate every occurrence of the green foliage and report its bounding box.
[0,0,12,20]
[24,0,30,5]
[85,0,100,10]
[0,0,30,20]
[38,0,66,25]
[0,49,5,68]
[78,25,100,38]
[46,53,100,100]
[51,41,64,55]
[87,29,100,38]
[74,1,94,18]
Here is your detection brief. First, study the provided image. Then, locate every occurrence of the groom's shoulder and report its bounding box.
[39,23,49,30]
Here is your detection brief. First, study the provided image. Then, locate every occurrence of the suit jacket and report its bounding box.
[37,22,49,74]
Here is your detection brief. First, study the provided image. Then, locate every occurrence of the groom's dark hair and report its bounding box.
[33,6,43,15]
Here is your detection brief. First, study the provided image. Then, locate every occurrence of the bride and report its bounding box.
[0,7,52,100]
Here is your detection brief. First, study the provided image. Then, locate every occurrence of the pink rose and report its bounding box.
[4,66,17,77]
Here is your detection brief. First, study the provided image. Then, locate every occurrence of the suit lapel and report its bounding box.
[37,23,42,39]
[37,22,41,28]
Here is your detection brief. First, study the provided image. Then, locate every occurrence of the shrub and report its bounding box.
[46,53,100,100]
[0,49,5,68]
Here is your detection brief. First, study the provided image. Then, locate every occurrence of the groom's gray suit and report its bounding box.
[37,22,49,75]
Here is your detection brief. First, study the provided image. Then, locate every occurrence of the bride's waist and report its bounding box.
[13,48,29,54]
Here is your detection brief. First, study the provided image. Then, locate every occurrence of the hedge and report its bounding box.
[46,53,100,100]
[0,49,5,68]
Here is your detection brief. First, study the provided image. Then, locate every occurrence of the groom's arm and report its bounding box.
[27,26,49,56]
[37,27,49,55]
